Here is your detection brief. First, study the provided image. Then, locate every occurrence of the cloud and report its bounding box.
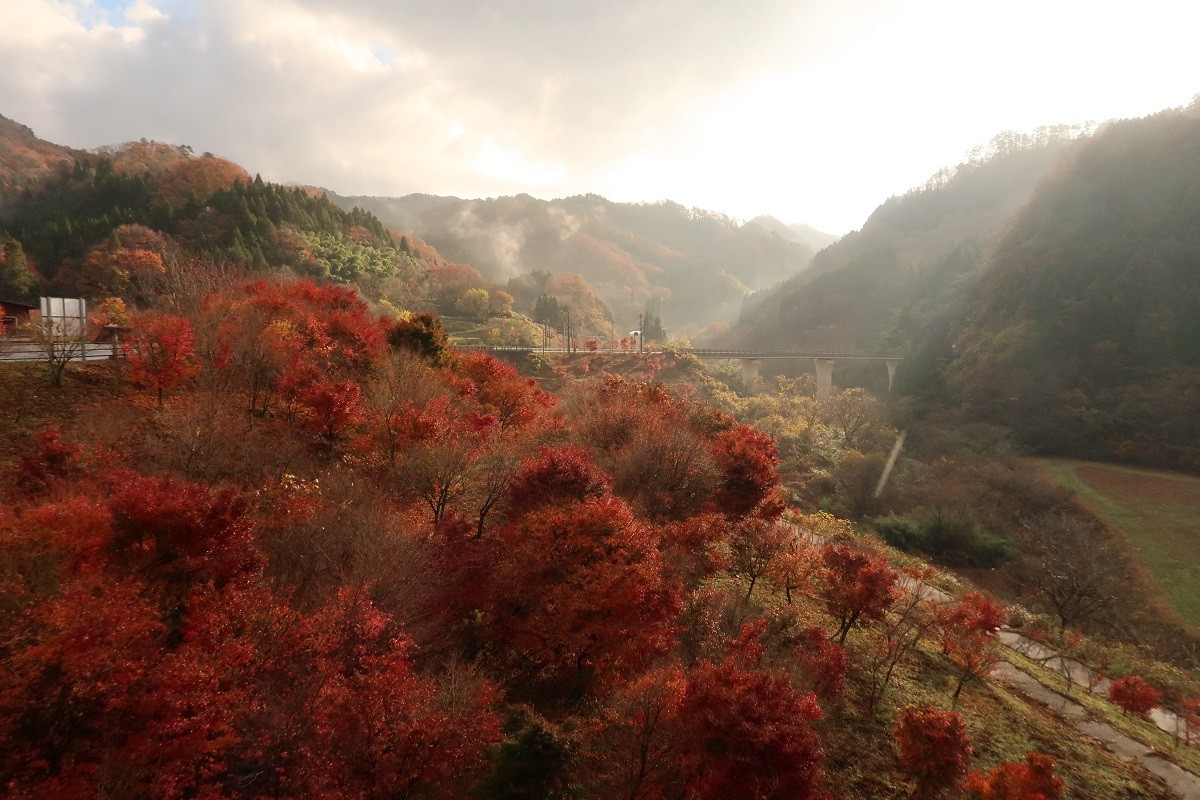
[1,0,1198,232]
[0,0,833,192]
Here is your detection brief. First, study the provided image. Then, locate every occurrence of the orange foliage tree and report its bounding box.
[815,543,899,643]
[206,279,387,435]
[586,657,828,800]
[151,155,250,208]
[937,592,1005,707]
[122,313,201,405]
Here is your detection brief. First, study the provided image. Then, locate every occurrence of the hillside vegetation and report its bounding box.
[0,114,81,195]
[4,110,1200,800]
[326,190,816,330]
[0,302,1192,800]
[733,127,1084,351]
[1042,459,1200,631]
[732,101,1200,474]
[943,104,1200,470]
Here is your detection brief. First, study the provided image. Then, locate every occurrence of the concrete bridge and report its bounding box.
[682,348,902,397]
[469,345,903,398]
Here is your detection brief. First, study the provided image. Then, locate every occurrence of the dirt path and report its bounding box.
[999,630,1190,740]
[993,662,1200,799]
[806,527,1200,796]
[902,574,1200,796]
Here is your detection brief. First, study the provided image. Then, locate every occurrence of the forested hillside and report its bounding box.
[727,103,1200,473]
[325,190,816,330]
[0,125,606,347]
[3,287,1193,800]
[0,114,82,196]
[733,128,1085,352]
[0,143,410,293]
[942,102,1200,469]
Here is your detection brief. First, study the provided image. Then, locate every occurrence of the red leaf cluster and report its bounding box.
[589,660,828,800]
[815,543,898,643]
[10,426,86,500]
[894,705,973,799]
[710,423,782,517]
[964,752,1064,800]
[122,313,201,404]
[507,444,611,517]
[488,495,680,689]
[0,453,502,799]
[208,279,389,435]
[679,661,826,799]
[795,626,848,700]
[1108,675,1162,717]
[936,591,1005,704]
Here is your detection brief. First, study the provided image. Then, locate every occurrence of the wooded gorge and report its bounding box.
[3,102,1200,799]
[733,102,1200,473]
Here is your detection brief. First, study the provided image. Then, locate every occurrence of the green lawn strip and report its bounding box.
[1042,459,1200,629]
[1000,646,1200,775]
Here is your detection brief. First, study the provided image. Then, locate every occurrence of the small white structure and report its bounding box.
[40,297,87,339]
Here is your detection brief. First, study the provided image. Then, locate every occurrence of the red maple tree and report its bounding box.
[488,495,680,693]
[937,591,1005,707]
[894,705,973,799]
[677,660,827,800]
[815,543,898,643]
[1108,675,1162,718]
[709,423,781,517]
[964,752,1064,800]
[122,313,201,405]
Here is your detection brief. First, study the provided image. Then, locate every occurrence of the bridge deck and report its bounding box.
[467,345,901,361]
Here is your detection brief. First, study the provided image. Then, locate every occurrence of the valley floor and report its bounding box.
[1039,459,1200,632]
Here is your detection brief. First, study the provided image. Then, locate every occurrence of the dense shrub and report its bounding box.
[875,514,1016,567]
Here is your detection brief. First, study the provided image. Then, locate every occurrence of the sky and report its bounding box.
[1,0,1198,234]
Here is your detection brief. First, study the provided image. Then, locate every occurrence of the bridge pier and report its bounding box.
[740,358,762,393]
[813,358,836,399]
[885,358,901,392]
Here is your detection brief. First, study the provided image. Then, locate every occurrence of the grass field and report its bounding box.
[1041,459,1200,630]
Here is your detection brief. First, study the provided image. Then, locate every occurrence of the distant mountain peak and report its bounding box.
[745,216,839,252]
[788,223,840,252]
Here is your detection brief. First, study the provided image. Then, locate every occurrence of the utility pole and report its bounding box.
[563,308,572,354]
[637,313,644,355]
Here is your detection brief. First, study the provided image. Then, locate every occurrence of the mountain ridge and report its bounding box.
[746,215,840,252]
[324,189,818,329]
